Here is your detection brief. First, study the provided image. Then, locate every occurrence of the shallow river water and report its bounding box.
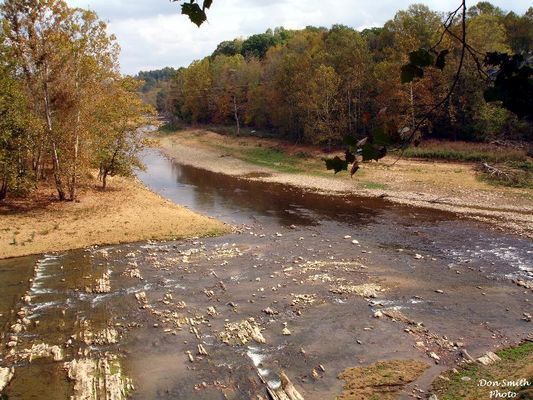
[0,148,531,399]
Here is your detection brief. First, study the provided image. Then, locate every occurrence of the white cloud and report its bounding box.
[66,0,532,74]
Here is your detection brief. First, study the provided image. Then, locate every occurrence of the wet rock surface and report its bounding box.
[0,151,532,399]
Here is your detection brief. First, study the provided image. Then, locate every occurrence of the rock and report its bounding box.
[0,367,14,391]
[351,239,359,244]
[373,310,384,318]
[91,271,111,293]
[65,356,131,400]
[197,344,208,356]
[282,327,292,336]
[329,283,383,297]
[460,349,474,361]
[219,319,266,345]
[428,352,440,361]
[476,351,501,366]
[291,293,316,306]
[513,279,533,290]
[344,235,351,239]
[262,307,278,315]
[435,289,444,294]
[20,343,64,362]
[414,254,424,259]
[266,370,304,400]
[429,395,439,400]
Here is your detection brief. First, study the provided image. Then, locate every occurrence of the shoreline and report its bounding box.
[155,129,533,238]
[0,175,230,260]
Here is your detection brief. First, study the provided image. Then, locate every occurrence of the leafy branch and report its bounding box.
[172,0,213,26]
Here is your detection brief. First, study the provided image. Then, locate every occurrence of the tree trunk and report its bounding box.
[233,95,240,136]
[102,171,108,190]
[409,82,415,130]
[51,140,66,200]
[69,109,81,201]
[69,62,81,202]
[43,68,66,201]
[0,175,8,201]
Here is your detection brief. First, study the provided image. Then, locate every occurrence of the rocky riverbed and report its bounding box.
[0,150,531,399]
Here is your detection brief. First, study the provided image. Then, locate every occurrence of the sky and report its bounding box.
[66,0,532,75]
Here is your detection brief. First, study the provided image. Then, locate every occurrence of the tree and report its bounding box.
[2,0,74,200]
[2,0,148,200]
[0,39,37,200]
[325,25,370,136]
[168,0,532,175]
[2,0,120,200]
[181,58,212,123]
[91,77,152,189]
[301,64,341,147]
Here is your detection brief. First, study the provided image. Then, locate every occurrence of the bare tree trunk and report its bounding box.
[69,109,81,201]
[409,82,416,130]
[233,95,240,136]
[347,87,352,134]
[69,61,82,202]
[44,67,66,201]
[102,171,108,190]
[33,145,42,178]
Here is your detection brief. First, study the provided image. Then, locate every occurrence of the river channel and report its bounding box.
[0,148,531,399]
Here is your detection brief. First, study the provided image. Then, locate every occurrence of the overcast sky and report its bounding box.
[67,0,531,75]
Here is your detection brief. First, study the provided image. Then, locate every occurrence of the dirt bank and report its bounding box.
[155,129,533,238]
[0,175,229,259]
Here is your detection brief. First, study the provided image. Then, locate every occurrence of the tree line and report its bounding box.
[0,0,150,202]
[157,2,532,148]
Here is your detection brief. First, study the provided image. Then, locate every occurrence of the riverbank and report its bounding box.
[432,341,533,399]
[0,175,229,259]
[155,128,533,238]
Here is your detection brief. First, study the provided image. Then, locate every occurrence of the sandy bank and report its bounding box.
[0,175,229,259]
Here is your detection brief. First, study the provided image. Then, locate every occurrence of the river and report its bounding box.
[0,148,531,399]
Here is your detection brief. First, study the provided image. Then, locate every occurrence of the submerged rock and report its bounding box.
[329,283,383,297]
[87,271,111,293]
[19,343,63,362]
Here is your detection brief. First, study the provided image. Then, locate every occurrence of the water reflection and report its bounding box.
[137,148,392,227]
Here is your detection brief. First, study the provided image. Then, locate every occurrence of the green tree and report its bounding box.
[181,58,212,123]
[0,43,37,200]
[91,77,152,189]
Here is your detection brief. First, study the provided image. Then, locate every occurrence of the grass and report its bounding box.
[361,181,388,190]
[401,140,529,163]
[432,341,533,400]
[239,147,305,173]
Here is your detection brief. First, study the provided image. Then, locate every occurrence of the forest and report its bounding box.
[0,0,150,202]
[156,2,533,148]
